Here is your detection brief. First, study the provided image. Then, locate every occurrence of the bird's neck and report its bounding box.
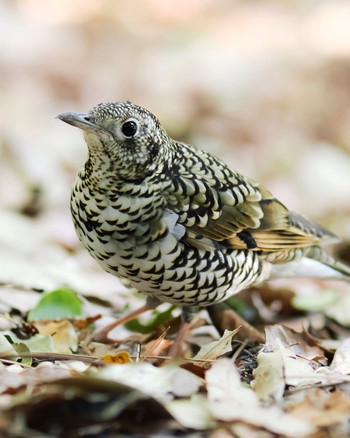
[79,153,169,196]
[79,152,117,186]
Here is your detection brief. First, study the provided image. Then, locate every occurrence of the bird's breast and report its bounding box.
[70,175,264,306]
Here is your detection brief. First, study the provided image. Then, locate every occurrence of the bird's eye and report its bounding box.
[121,119,139,138]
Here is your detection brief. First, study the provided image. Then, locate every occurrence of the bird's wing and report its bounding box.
[167,146,338,252]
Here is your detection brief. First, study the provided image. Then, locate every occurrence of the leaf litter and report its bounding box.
[1,301,350,437]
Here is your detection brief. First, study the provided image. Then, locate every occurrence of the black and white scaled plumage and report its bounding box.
[58,101,350,312]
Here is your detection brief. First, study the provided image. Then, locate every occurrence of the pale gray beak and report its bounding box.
[57,112,105,134]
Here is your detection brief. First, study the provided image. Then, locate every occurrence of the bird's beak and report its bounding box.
[57,112,106,134]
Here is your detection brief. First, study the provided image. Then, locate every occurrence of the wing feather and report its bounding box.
[167,143,338,253]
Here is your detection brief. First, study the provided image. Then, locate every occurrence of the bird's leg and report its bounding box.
[93,296,161,343]
[167,306,197,357]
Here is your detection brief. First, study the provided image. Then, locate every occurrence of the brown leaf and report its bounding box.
[206,359,313,436]
[289,388,350,427]
[208,302,265,343]
[192,329,239,365]
[264,324,327,362]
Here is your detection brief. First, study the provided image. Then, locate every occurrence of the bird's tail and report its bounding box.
[270,247,350,282]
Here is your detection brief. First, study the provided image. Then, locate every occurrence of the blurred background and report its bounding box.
[0,0,350,298]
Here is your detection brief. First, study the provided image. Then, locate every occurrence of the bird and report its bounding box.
[58,101,350,343]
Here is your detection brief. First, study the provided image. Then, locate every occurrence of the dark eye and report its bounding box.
[121,120,138,138]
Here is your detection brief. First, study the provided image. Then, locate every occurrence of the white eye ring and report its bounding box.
[119,118,140,138]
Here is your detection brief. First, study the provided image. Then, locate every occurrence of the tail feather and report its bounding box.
[308,247,350,278]
[270,248,350,282]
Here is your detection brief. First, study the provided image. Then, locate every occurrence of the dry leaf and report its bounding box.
[101,351,131,364]
[289,388,350,427]
[192,328,239,365]
[35,320,78,353]
[97,362,202,402]
[252,324,328,400]
[325,294,350,326]
[0,361,72,403]
[251,348,285,401]
[264,324,327,362]
[166,395,213,430]
[206,358,313,436]
[330,338,350,374]
[252,344,321,401]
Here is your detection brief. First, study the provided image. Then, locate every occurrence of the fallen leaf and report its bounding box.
[192,328,239,365]
[206,358,313,436]
[28,288,82,321]
[97,362,202,402]
[0,361,72,398]
[166,395,213,430]
[35,320,78,353]
[101,351,132,364]
[5,376,173,436]
[208,302,265,343]
[0,332,53,355]
[264,324,327,362]
[292,289,337,311]
[251,348,285,401]
[289,388,350,427]
[330,338,350,374]
[252,344,320,401]
[11,342,32,366]
[324,293,350,326]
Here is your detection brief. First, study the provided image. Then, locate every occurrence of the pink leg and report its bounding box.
[93,297,160,343]
[167,307,196,357]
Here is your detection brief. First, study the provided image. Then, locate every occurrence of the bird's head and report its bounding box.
[58,101,170,181]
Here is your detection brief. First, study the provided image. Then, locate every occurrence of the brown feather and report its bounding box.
[170,166,338,255]
[184,181,339,253]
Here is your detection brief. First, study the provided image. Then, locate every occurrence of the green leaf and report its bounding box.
[18,334,53,352]
[292,289,337,311]
[0,335,39,365]
[125,305,176,334]
[28,288,82,321]
[12,342,32,366]
[224,297,256,319]
[4,331,53,353]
